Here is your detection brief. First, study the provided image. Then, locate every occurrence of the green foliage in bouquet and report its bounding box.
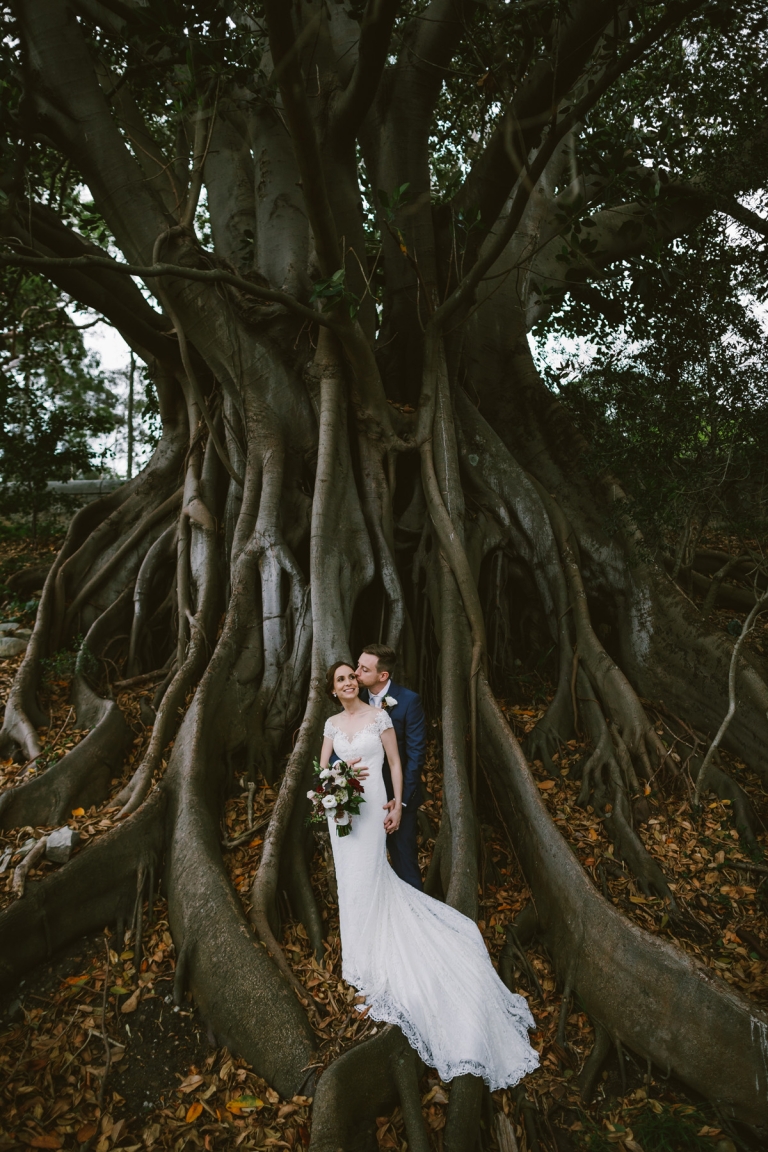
[307,757,366,838]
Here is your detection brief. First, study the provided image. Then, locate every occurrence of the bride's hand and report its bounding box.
[383,799,402,834]
[347,756,369,780]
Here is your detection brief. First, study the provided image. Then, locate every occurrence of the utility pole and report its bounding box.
[127,352,135,480]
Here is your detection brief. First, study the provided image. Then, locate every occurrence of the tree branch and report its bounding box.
[93,56,184,218]
[0,249,329,328]
[435,0,708,328]
[720,199,768,240]
[526,188,710,296]
[332,0,400,142]
[71,0,127,38]
[448,0,617,234]
[263,0,400,442]
[4,209,177,362]
[263,0,341,279]
[405,0,467,92]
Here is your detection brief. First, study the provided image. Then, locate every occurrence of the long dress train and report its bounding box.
[324,710,539,1090]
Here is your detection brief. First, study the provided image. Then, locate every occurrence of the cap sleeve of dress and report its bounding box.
[378,711,394,732]
[323,718,336,740]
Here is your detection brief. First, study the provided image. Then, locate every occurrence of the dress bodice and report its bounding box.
[324,711,392,766]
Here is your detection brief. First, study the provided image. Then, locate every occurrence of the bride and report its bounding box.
[318,661,540,1090]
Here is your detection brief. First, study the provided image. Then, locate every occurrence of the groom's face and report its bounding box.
[355,653,389,690]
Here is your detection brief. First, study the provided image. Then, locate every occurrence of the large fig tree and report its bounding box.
[2,1,768,1146]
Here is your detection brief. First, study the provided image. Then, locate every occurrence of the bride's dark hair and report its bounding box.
[325,661,356,701]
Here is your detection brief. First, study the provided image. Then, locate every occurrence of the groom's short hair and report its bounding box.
[361,643,396,676]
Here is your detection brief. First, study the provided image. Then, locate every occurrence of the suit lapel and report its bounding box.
[382,681,401,719]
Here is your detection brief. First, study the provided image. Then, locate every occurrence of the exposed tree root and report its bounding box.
[12,835,47,898]
[0,598,133,829]
[455,391,573,764]
[0,790,165,990]
[578,1018,612,1103]
[690,753,760,844]
[499,917,544,1002]
[309,1026,428,1152]
[650,704,761,842]
[435,558,478,918]
[0,704,129,830]
[0,492,128,762]
[537,483,666,779]
[127,522,178,676]
[575,669,677,908]
[479,673,768,1131]
[250,330,375,993]
[161,695,318,1096]
[444,1074,484,1152]
[61,485,183,635]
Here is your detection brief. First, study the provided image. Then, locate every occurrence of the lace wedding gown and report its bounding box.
[324,710,539,1090]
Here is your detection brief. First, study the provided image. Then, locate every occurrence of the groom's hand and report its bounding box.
[383,799,401,833]
[346,756,369,779]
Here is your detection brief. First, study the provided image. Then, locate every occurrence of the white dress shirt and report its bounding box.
[368,679,391,708]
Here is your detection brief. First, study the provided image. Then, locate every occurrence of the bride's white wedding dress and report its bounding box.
[324,710,539,1090]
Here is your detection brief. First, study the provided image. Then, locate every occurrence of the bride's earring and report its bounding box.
[333,692,337,697]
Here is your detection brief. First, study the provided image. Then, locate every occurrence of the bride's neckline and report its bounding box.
[328,710,383,741]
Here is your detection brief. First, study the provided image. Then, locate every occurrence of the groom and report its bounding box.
[354,643,426,891]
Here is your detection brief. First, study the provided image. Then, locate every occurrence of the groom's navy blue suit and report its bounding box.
[332,680,426,890]
[363,682,426,891]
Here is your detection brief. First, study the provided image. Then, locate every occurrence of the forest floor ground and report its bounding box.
[1,529,766,1152]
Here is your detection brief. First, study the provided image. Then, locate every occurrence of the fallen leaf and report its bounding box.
[226,1095,265,1114]
[177,1074,204,1094]
[90,1050,124,1073]
[71,807,85,816]
[120,988,141,1014]
[537,780,556,791]
[186,1102,203,1123]
[75,1125,98,1143]
[25,1135,62,1149]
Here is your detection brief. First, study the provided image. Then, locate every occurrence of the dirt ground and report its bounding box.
[1,530,764,1152]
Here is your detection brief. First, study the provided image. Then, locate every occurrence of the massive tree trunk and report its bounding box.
[2,1,768,1145]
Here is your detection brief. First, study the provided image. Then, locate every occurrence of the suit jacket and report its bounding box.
[329,681,427,807]
[361,681,426,808]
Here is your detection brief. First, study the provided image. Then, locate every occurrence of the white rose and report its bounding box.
[334,811,350,825]
[322,795,337,809]
[384,696,397,707]
[319,768,332,779]
[307,790,317,800]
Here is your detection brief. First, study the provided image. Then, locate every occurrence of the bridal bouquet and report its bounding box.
[307,758,366,837]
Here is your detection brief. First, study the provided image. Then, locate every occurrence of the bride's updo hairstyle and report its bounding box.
[325,661,356,701]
